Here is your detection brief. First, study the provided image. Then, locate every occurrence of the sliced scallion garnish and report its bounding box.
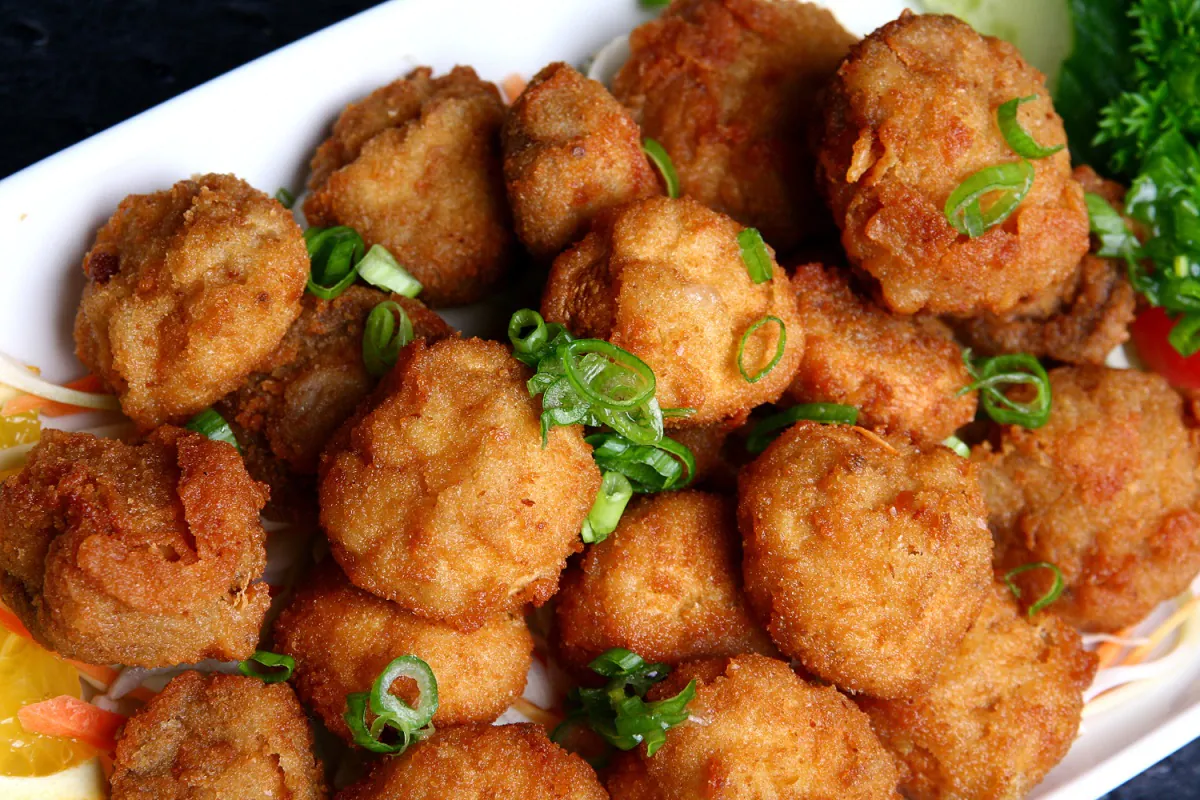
[587,432,695,493]
[941,435,970,458]
[643,138,680,199]
[562,339,656,412]
[305,226,366,300]
[944,160,1035,238]
[362,301,413,378]
[1003,562,1065,618]
[736,316,786,384]
[275,187,295,209]
[357,244,423,298]
[581,471,634,544]
[344,655,438,754]
[745,403,858,454]
[997,96,1065,160]
[237,651,295,684]
[957,350,1052,429]
[737,228,772,284]
[184,408,240,452]
[1084,192,1138,259]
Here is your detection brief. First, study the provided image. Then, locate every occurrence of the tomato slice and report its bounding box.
[1130,307,1200,389]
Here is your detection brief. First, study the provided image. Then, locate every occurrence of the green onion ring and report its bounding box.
[237,651,295,684]
[357,244,423,298]
[586,432,696,493]
[581,472,634,544]
[1003,562,1065,618]
[368,655,439,731]
[305,226,365,300]
[958,351,1052,428]
[737,228,772,284]
[362,301,413,378]
[184,408,241,453]
[561,339,656,411]
[275,187,295,209]
[944,160,1035,238]
[508,309,549,358]
[737,316,787,384]
[344,692,412,754]
[941,435,970,458]
[642,138,679,198]
[997,96,1065,160]
[745,403,858,454]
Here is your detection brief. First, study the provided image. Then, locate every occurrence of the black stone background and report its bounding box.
[0,2,1197,797]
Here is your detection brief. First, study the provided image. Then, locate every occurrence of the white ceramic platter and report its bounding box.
[0,1,1196,797]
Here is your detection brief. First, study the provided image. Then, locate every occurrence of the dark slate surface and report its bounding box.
[0,2,1197,797]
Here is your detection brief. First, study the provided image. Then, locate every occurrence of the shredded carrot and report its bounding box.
[1094,627,1135,670]
[501,73,527,104]
[0,602,32,639]
[1125,594,1199,666]
[851,426,898,454]
[1,374,109,417]
[17,695,125,753]
[511,696,562,728]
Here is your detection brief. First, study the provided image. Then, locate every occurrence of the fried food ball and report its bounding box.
[738,422,991,698]
[0,427,269,667]
[606,654,901,800]
[111,671,325,800]
[304,66,512,307]
[273,564,531,741]
[785,263,976,443]
[816,12,1089,316]
[555,491,774,674]
[976,366,1200,631]
[75,174,309,428]
[542,197,803,427]
[320,337,600,629]
[858,584,1096,800]
[336,723,606,800]
[613,0,856,254]
[503,62,659,260]
[217,286,453,515]
[667,424,738,490]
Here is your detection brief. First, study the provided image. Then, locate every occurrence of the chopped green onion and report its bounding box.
[1084,192,1139,258]
[237,651,295,684]
[553,648,693,758]
[737,316,786,384]
[275,188,296,209]
[587,432,695,493]
[344,692,414,754]
[344,655,438,754]
[737,228,772,284]
[661,407,696,419]
[184,408,240,453]
[745,403,858,455]
[1003,562,1065,618]
[997,96,1065,160]
[944,160,1035,237]
[562,339,657,412]
[941,435,970,458]
[958,350,1052,429]
[508,309,550,365]
[639,0,671,7]
[363,301,413,378]
[305,226,365,300]
[643,138,679,199]
[582,471,634,544]
[357,244,423,298]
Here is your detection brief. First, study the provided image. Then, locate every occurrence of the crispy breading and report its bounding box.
[335,723,607,800]
[272,564,531,742]
[319,338,599,629]
[738,422,991,698]
[555,491,774,674]
[541,197,803,428]
[976,366,1200,631]
[859,584,1097,800]
[0,428,269,667]
[503,62,659,260]
[111,672,326,800]
[816,13,1089,315]
[304,67,513,307]
[606,654,901,800]
[614,0,856,254]
[74,174,308,428]
[666,424,739,490]
[786,263,977,442]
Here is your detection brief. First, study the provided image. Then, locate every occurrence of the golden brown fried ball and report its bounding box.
[786,263,977,443]
[503,62,659,260]
[976,366,1200,631]
[75,174,309,428]
[666,424,739,490]
[111,671,325,800]
[606,654,901,800]
[273,564,531,742]
[319,337,600,629]
[542,197,803,427]
[613,0,856,254]
[555,491,774,674]
[304,66,512,307]
[0,428,269,667]
[217,286,453,515]
[858,584,1096,800]
[739,422,991,698]
[816,12,1089,316]
[336,723,607,800]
